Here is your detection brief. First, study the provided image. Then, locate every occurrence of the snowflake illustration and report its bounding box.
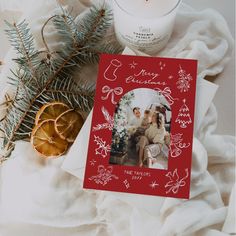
[176,65,193,92]
[165,169,189,194]
[89,165,118,186]
[93,106,114,131]
[129,61,138,69]
[149,181,159,189]
[90,159,96,166]
[94,135,111,158]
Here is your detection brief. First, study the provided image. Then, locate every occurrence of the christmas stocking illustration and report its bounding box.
[104,59,122,81]
[175,99,192,128]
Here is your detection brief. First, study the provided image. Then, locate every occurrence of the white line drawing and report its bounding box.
[123,179,130,189]
[168,75,174,79]
[89,165,118,186]
[93,106,114,131]
[94,135,111,158]
[104,59,122,81]
[175,99,192,128]
[159,61,166,71]
[170,133,190,158]
[149,181,159,189]
[165,169,189,194]
[101,85,123,105]
[90,159,97,166]
[154,87,179,105]
[129,61,138,69]
[176,65,193,92]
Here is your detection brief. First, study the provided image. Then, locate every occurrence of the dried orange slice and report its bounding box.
[55,109,84,143]
[35,102,69,125]
[31,120,68,157]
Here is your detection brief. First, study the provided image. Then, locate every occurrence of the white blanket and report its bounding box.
[0,1,235,235]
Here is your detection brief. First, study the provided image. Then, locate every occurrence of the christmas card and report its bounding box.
[83,54,197,199]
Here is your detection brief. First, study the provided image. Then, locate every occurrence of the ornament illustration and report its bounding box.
[94,135,111,158]
[170,133,190,157]
[89,165,118,186]
[165,169,189,194]
[101,85,123,104]
[93,106,114,131]
[175,99,192,128]
[149,181,159,189]
[154,87,178,105]
[176,65,193,92]
[104,59,122,81]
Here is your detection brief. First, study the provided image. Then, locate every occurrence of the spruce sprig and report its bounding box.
[0,4,121,161]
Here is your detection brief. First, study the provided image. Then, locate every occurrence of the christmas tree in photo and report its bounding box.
[111,91,134,154]
[175,99,192,128]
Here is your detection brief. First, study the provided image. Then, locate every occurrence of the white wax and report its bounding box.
[115,0,179,18]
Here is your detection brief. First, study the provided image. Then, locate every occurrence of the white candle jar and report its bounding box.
[113,0,181,55]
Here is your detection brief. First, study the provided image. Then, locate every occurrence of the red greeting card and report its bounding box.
[83,54,197,199]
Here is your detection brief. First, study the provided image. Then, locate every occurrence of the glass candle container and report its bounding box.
[113,0,181,55]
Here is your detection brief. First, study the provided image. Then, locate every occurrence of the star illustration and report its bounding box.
[129,61,138,69]
[90,159,96,166]
[159,61,166,70]
[149,181,159,189]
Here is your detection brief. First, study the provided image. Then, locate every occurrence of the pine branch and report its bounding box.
[45,77,95,110]
[0,4,120,160]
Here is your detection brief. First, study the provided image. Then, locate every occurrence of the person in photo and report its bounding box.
[137,112,167,167]
[129,107,142,128]
[140,109,152,129]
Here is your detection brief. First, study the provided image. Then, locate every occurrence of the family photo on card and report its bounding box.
[110,88,171,169]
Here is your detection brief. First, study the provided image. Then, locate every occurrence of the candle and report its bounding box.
[113,0,181,55]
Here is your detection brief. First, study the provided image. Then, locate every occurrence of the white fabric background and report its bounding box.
[0,0,235,235]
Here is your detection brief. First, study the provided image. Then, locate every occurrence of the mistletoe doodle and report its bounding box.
[165,169,189,194]
[89,165,118,186]
[170,133,190,157]
[93,106,114,131]
[101,85,123,104]
[154,87,178,105]
[176,65,193,92]
[94,135,111,158]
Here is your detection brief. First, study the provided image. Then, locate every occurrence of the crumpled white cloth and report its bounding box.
[0,0,235,236]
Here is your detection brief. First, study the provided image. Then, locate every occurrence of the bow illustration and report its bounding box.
[101,85,123,104]
[165,169,189,194]
[154,87,178,105]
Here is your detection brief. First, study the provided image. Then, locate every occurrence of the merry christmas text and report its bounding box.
[125,69,166,86]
